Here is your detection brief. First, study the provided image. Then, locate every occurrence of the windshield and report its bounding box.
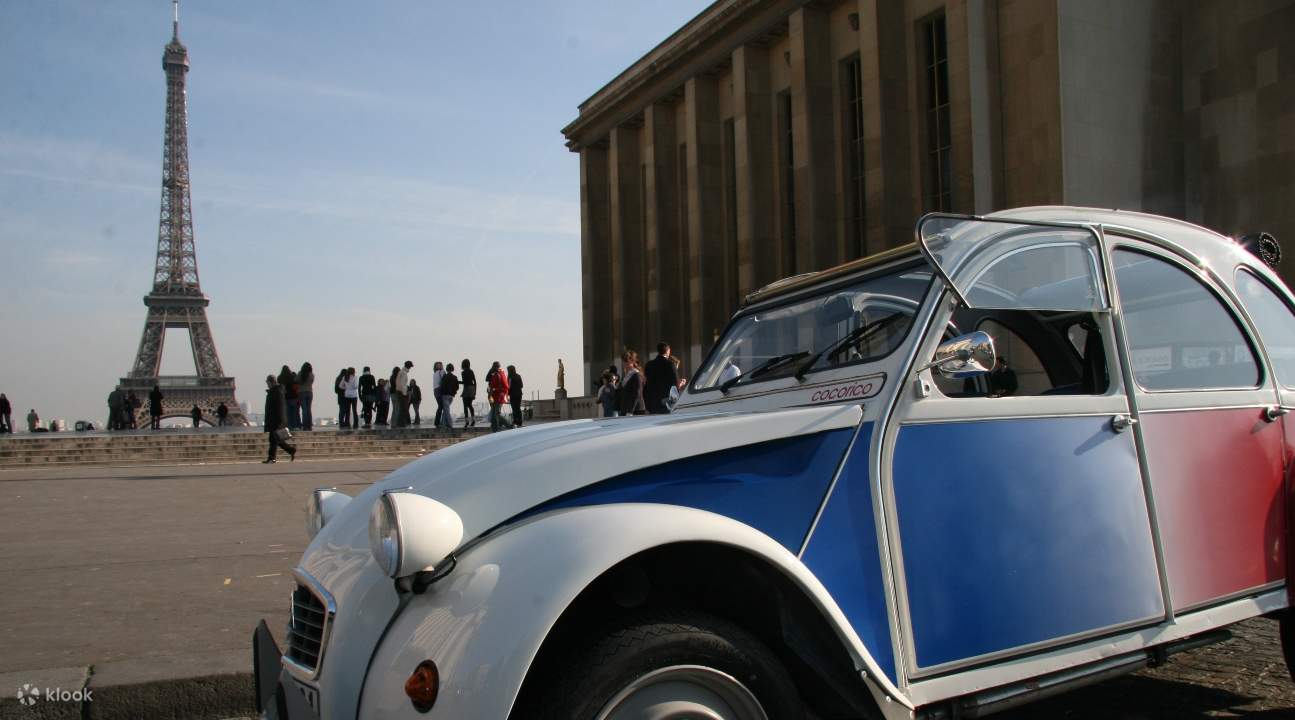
[692,266,933,391]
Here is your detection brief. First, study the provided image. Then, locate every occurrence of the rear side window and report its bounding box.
[1113,249,1259,391]
[1235,269,1295,388]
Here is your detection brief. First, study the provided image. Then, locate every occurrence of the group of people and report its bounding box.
[596,342,686,417]
[105,385,231,431]
[267,359,527,436]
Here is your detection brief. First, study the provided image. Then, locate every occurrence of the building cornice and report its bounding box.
[562,0,803,151]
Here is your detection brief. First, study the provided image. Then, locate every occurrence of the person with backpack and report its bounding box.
[440,363,460,429]
[507,365,524,428]
[342,368,359,430]
[460,359,477,428]
[487,361,510,432]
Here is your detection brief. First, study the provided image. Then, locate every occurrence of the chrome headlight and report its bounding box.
[306,487,352,540]
[368,489,464,579]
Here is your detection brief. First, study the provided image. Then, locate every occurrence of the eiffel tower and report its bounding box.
[118,1,244,427]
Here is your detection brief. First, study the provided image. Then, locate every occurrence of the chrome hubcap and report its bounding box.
[596,665,768,720]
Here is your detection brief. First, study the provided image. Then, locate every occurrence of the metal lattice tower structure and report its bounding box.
[117,1,245,426]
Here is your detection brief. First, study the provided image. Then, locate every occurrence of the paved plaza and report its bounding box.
[0,458,1292,718]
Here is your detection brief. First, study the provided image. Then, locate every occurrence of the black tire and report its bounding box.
[530,609,803,720]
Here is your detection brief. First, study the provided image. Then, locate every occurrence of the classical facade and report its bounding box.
[563,0,1295,387]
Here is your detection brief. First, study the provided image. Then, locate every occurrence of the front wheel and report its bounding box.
[531,610,803,720]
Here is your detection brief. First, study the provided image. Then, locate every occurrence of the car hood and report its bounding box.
[295,405,860,714]
[302,404,861,585]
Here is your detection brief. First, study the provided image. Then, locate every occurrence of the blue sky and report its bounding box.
[0,0,708,424]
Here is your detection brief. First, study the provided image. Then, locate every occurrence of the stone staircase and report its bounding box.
[0,427,489,468]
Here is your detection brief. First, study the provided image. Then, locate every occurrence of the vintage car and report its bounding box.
[254,206,1295,719]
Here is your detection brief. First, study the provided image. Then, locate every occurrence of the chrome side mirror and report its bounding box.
[918,331,996,379]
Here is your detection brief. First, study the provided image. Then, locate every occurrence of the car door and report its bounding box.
[885,217,1164,678]
[1114,245,1286,612]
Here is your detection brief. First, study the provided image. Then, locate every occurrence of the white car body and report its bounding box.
[257,207,1295,719]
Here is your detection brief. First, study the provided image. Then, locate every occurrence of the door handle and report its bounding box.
[1264,406,1289,423]
[1111,414,1137,433]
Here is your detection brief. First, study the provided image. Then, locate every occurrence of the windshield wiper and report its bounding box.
[794,313,904,381]
[720,351,809,393]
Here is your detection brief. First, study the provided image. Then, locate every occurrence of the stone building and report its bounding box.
[562,0,1295,387]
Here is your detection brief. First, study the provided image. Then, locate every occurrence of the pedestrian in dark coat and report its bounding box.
[148,385,164,429]
[618,350,646,416]
[0,393,12,433]
[507,365,524,428]
[263,374,296,463]
[190,404,202,428]
[644,342,679,414]
[459,359,477,427]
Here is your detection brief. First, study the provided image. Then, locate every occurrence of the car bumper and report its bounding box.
[253,620,321,720]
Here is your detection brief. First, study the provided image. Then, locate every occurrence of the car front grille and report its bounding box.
[286,581,330,673]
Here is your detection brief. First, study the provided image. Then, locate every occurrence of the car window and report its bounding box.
[1113,249,1259,391]
[933,309,1109,397]
[1235,269,1295,388]
[692,267,932,391]
[919,216,1107,311]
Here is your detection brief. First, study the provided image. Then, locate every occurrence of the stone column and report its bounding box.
[789,6,839,271]
[610,123,645,360]
[580,143,613,386]
[874,0,916,248]
[644,103,683,361]
[732,44,777,294]
[685,75,726,367]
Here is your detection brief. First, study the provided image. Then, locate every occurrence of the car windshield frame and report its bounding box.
[688,260,934,394]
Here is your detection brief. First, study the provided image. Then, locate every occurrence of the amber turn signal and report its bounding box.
[404,659,439,713]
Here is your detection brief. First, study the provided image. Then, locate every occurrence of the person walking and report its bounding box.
[409,379,423,425]
[431,361,445,427]
[644,343,679,414]
[0,393,11,433]
[190,404,202,428]
[375,378,390,426]
[297,362,315,430]
[507,365,524,428]
[148,384,164,429]
[126,391,140,429]
[27,408,40,432]
[216,402,229,427]
[618,350,646,416]
[262,374,297,463]
[487,361,509,432]
[359,366,376,429]
[343,368,359,430]
[597,373,617,418]
[440,363,459,429]
[459,359,477,428]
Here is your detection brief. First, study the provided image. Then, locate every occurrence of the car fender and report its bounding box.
[357,502,910,719]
